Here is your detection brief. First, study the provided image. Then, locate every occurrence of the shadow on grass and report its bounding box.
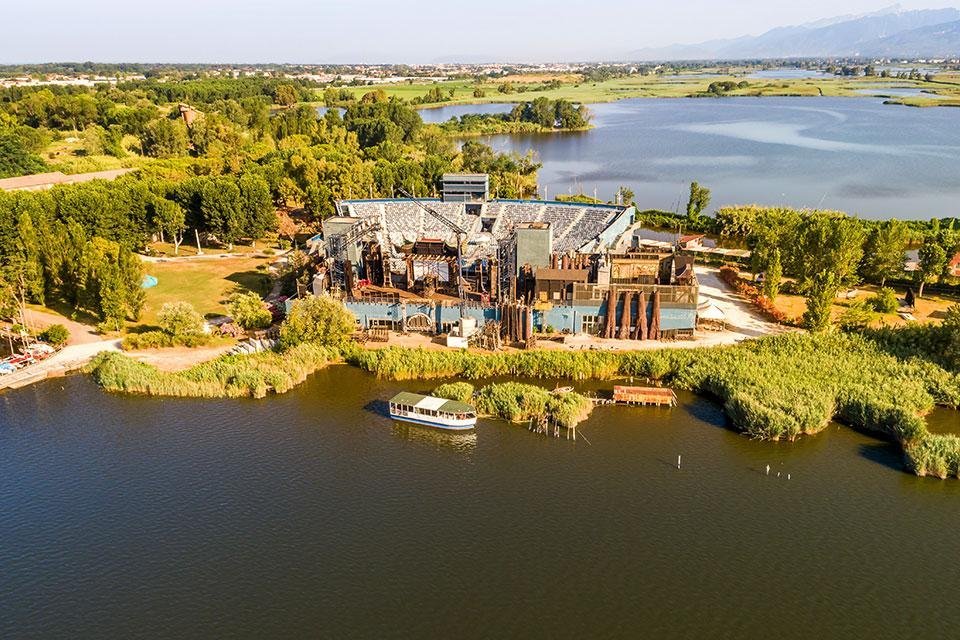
[126,324,163,335]
[225,271,272,296]
[31,299,101,327]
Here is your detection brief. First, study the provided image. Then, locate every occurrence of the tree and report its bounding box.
[153,199,186,255]
[867,287,898,313]
[861,219,908,286]
[802,271,838,332]
[616,186,635,206]
[279,294,355,349]
[943,303,960,369]
[277,211,298,243]
[0,130,47,178]
[229,291,272,330]
[237,173,275,240]
[762,248,782,301]
[80,237,144,331]
[274,84,298,107]
[141,118,188,158]
[157,301,205,337]
[790,213,865,289]
[686,182,711,220]
[38,323,69,346]
[200,178,244,249]
[917,237,947,297]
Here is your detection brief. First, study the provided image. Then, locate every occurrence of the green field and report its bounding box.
[138,256,273,328]
[332,72,960,109]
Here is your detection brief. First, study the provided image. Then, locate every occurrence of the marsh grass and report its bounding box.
[89,343,339,399]
[354,333,960,476]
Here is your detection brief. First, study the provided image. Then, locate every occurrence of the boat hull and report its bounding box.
[389,412,477,431]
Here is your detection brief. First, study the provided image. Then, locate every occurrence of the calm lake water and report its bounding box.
[2,368,960,639]
[476,97,960,219]
[747,69,830,79]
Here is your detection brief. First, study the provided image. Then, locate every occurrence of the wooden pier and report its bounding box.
[611,385,677,407]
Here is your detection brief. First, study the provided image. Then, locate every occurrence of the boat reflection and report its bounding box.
[391,421,478,453]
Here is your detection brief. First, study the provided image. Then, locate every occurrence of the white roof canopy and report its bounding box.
[698,302,726,322]
[415,396,448,411]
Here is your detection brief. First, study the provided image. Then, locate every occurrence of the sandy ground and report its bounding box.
[130,344,237,371]
[21,308,103,345]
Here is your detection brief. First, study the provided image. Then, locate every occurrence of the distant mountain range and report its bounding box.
[628,4,960,60]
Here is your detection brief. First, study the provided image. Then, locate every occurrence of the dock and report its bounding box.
[611,385,677,407]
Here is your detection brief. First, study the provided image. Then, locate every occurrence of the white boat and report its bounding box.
[389,392,477,431]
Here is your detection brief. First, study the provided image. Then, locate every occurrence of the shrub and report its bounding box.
[229,291,273,330]
[838,301,875,332]
[868,287,899,314]
[280,295,356,349]
[905,434,960,479]
[719,265,790,323]
[89,343,340,398]
[38,324,69,347]
[122,330,211,350]
[432,382,475,403]
[157,301,205,337]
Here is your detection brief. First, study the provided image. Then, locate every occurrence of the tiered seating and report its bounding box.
[340,198,622,256]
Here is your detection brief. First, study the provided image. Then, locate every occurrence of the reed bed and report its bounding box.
[89,331,960,478]
[432,381,592,429]
[355,333,960,476]
[88,343,340,399]
[473,382,593,429]
[431,382,475,404]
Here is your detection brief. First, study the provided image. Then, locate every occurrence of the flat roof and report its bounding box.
[390,392,474,414]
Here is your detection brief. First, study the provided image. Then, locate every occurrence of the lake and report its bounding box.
[2,368,960,639]
[475,97,960,219]
[747,69,830,79]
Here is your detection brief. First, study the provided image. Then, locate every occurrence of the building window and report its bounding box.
[581,314,601,335]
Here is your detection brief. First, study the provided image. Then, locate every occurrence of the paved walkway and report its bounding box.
[0,339,120,391]
[695,266,791,340]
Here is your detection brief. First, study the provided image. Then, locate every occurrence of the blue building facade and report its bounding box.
[342,297,696,335]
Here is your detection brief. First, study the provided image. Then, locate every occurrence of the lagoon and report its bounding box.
[477,97,960,219]
[2,368,960,638]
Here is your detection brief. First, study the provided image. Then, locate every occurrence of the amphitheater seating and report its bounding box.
[340,199,623,256]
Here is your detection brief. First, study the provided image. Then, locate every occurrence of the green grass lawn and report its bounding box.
[328,73,952,108]
[137,256,274,328]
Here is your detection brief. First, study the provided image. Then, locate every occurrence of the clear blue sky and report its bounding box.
[1,1,956,63]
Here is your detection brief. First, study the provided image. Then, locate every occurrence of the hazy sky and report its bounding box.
[2,1,957,63]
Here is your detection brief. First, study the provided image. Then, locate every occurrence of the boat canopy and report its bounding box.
[390,392,474,415]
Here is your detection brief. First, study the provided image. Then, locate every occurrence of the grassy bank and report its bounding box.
[337,74,960,108]
[87,331,960,478]
[350,333,960,477]
[88,343,340,399]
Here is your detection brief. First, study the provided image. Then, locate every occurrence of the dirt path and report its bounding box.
[21,308,102,345]
[130,344,236,371]
[0,339,121,391]
[695,266,792,340]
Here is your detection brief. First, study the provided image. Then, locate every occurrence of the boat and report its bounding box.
[388,392,477,431]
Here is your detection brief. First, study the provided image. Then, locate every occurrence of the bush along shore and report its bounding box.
[88,332,960,478]
[88,343,340,399]
[433,381,593,432]
[351,333,960,478]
